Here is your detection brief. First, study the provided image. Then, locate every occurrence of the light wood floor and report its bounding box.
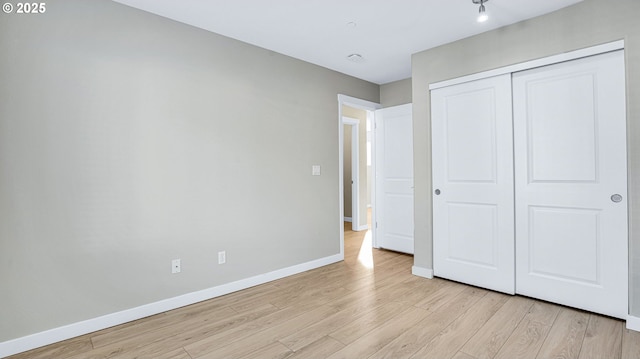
[10,223,640,359]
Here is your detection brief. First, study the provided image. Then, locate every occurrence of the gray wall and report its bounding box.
[412,0,640,316]
[380,78,412,107]
[0,0,379,342]
[343,125,353,218]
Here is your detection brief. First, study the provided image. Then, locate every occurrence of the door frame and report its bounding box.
[343,117,360,232]
[430,40,624,91]
[337,94,381,259]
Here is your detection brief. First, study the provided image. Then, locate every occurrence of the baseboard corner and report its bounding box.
[627,314,640,332]
[412,266,434,279]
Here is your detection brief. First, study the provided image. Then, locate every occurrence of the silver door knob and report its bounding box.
[611,194,623,203]
[434,189,441,195]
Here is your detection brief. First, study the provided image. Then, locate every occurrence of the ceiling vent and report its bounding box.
[347,54,365,63]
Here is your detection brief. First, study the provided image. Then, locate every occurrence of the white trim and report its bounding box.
[0,254,342,358]
[354,224,369,232]
[338,94,382,112]
[369,109,378,249]
[429,40,625,90]
[342,117,359,125]
[343,217,353,223]
[627,315,640,332]
[412,266,434,279]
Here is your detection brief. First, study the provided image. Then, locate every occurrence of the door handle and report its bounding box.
[611,194,623,203]
[434,189,441,195]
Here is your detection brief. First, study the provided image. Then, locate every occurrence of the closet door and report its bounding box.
[432,74,515,294]
[513,51,628,319]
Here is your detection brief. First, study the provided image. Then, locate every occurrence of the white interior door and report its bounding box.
[375,104,414,254]
[513,51,628,319]
[431,74,515,294]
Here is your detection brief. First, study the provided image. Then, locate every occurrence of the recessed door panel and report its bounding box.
[446,90,497,183]
[527,73,598,183]
[447,203,497,268]
[514,50,627,319]
[528,207,600,284]
[432,74,515,294]
[385,194,413,237]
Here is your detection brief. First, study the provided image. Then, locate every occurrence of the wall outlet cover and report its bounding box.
[171,259,181,274]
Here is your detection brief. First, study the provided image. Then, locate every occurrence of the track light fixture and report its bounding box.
[473,0,489,23]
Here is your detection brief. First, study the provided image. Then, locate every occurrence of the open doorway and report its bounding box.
[337,95,381,260]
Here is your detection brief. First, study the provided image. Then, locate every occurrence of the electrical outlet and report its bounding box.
[172,259,181,274]
[218,251,226,264]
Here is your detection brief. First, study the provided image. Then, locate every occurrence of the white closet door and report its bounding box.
[375,104,414,254]
[432,74,515,294]
[513,51,628,319]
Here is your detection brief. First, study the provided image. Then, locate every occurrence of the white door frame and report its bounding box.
[343,117,360,232]
[338,94,381,259]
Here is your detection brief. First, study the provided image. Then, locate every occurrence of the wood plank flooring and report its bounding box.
[9,223,639,359]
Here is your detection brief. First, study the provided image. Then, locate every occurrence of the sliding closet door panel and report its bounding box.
[513,50,628,319]
[432,74,515,294]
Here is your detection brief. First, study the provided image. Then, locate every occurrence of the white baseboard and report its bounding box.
[354,224,369,232]
[344,217,353,222]
[412,266,434,279]
[627,315,640,332]
[0,254,343,358]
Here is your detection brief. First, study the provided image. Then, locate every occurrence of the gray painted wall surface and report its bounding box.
[343,124,353,218]
[0,0,379,342]
[412,0,640,316]
[380,78,412,107]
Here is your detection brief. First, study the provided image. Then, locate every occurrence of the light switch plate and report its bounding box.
[312,165,321,176]
[171,259,181,274]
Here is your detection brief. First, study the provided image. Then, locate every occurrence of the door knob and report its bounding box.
[611,194,623,203]
[435,189,441,195]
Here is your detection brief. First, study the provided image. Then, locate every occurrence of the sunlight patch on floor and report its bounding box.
[357,230,374,268]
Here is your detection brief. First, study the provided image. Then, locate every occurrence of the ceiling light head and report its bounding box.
[477,5,488,22]
[472,0,489,23]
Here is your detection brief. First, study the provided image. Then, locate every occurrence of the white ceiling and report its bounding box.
[112,0,583,84]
